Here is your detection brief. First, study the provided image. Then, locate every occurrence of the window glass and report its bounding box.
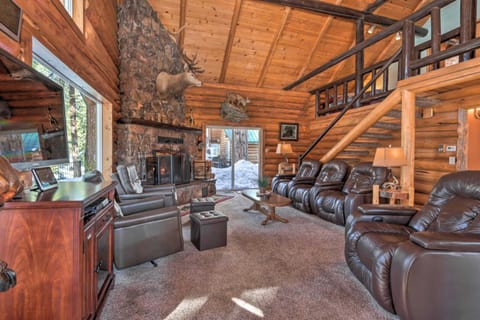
[33,57,100,179]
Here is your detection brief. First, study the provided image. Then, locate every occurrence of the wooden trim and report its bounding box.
[257,7,291,87]
[219,0,243,83]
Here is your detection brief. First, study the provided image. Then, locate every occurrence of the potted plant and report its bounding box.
[258,176,269,194]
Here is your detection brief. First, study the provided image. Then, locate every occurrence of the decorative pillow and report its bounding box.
[126,164,143,194]
[113,201,124,217]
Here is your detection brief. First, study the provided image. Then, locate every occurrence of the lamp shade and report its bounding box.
[276,143,293,154]
[373,147,406,167]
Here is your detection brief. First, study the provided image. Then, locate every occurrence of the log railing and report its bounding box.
[297,0,479,163]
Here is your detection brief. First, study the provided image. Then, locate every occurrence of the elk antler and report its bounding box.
[181,51,204,75]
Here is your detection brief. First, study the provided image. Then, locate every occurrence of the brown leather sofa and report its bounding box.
[345,171,480,319]
[271,159,321,198]
[288,160,349,213]
[309,162,387,225]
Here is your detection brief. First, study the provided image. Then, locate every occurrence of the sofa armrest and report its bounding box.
[292,176,316,184]
[410,232,480,252]
[358,204,418,216]
[119,196,166,215]
[274,174,296,180]
[350,187,373,194]
[314,181,344,191]
[114,206,180,228]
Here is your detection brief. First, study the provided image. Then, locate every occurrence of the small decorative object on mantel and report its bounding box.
[220,92,250,122]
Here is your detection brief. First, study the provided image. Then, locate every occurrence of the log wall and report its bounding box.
[185,83,310,180]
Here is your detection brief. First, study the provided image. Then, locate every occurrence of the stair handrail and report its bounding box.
[299,47,402,164]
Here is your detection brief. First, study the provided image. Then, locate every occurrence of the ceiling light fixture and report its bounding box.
[367,25,376,34]
[395,31,401,41]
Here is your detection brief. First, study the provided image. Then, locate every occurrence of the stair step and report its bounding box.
[339,150,371,156]
[350,141,380,148]
[360,132,394,139]
[385,109,402,119]
[372,121,401,130]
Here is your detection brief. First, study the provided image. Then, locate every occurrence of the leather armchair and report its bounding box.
[112,163,176,205]
[271,159,321,197]
[83,170,184,269]
[345,171,480,319]
[114,194,184,269]
[309,162,387,225]
[289,160,349,213]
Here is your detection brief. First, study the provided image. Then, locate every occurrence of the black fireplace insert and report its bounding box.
[146,154,191,185]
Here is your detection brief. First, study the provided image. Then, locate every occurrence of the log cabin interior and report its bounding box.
[1,0,480,319]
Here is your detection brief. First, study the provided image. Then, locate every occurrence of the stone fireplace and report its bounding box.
[116,0,201,179]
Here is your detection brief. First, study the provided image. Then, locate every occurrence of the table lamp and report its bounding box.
[276,143,293,163]
[373,146,406,190]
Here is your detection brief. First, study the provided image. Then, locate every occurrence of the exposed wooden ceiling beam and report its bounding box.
[219,0,243,83]
[257,7,291,87]
[260,0,428,36]
[176,0,187,48]
[366,0,388,12]
[297,0,344,81]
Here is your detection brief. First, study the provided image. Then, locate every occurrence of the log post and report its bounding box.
[401,20,415,79]
[460,0,476,61]
[355,18,365,107]
[400,90,415,206]
[431,7,441,70]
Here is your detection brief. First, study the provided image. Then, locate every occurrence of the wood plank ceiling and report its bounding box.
[148,0,433,92]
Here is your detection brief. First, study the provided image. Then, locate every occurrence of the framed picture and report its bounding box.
[0,0,22,42]
[279,122,298,141]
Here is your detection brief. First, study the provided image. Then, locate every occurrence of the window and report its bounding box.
[32,39,102,179]
[59,0,84,32]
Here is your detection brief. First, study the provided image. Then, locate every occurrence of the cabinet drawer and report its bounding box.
[96,207,113,233]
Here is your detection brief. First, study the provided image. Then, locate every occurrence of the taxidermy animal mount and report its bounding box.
[155,52,203,102]
[0,156,24,204]
[220,92,250,123]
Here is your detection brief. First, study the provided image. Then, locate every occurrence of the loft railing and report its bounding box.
[293,0,479,163]
[299,49,401,163]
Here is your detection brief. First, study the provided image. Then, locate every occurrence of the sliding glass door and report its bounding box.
[206,126,261,191]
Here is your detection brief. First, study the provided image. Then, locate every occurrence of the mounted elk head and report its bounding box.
[155,52,203,102]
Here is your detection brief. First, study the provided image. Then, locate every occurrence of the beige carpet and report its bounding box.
[99,194,397,320]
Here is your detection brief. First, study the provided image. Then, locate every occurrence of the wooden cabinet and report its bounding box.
[0,181,116,320]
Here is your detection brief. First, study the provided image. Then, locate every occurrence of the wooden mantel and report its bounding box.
[117,117,202,133]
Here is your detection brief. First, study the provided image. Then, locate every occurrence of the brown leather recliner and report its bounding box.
[288,160,349,213]
[309,162,388,225]
[271,159,321,198]
[84,170,184,269]
[345,171,480,319]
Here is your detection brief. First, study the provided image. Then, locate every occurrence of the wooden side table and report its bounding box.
[373,185,413,206]
[278,162,296,175]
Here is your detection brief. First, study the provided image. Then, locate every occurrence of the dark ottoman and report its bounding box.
[190,210,228,251]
